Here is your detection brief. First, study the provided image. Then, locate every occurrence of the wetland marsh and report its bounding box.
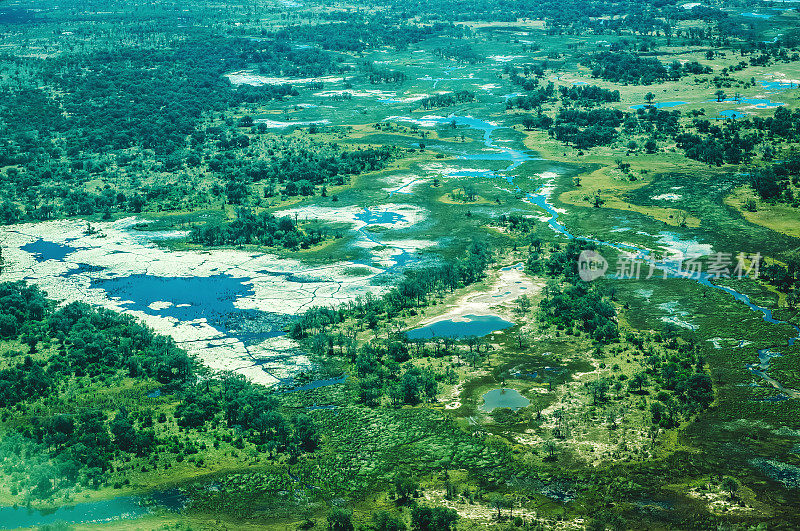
[1,0,800,528]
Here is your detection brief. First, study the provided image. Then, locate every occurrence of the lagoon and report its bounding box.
[480,388,530,412]
[406,314,513,339]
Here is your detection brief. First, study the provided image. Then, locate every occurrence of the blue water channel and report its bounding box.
[397,112,800,398]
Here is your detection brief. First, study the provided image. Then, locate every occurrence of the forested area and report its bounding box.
[274,19,469,52]
[529,240,619,343]
[291,242,493,339]
[0,34,374,224]
[0,282,318,500]
[189,208,329,250]
[418,91,476,110]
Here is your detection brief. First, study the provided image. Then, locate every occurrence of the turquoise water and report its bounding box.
[741,12,772,19]
[21,239,77,262]
[0,497,146,529]
[283,374,348,393]
[0,490,185,529]
[355,208,406,225]
[93,274,287,344]
[708,97,784,108]
[718,109,748,119]
[760,80,798,92]
[406,314,513,339]
[480,388,530,412]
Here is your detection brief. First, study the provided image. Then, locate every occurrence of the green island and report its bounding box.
[1,0,800,529]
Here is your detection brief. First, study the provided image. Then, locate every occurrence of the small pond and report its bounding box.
[760,80,798,92]
[741,12,772,19]
[406,314,513,339]
[21,239,77,262]
[718,109,748,119]
[282,374,348,393]
[355,208,406,225]
[480,388,530,412]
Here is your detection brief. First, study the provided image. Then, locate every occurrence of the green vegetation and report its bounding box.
[2,0,800,528]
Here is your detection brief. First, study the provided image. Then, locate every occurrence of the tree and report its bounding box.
[411,505,458,531]
[358,375,382,407]
[644,92,655,106]
[373,511,407,531]
[628,371,648,393]
[522,115,536,130]
[394,475,419,505]
[514,295,532,314]
[328,508,354,531]
[721,477,739,500]
[586,378,610,405]
[544,438,557,461]
[489,493,510,519]
[714,89,726,102]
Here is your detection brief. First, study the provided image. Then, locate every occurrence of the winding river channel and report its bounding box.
[401,113,800,399]
[2,107,799,527]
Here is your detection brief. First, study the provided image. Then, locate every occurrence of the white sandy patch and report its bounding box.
[225,71,343,86]
[417,265,541,327]
[1,218,388,386]
[488,55,524,62]
[381,239,437,251]
[651,193,682,201]
[313,89,396,98]
[655,231,713,258]
[278,203,426,231]
[383,173,426,194]
[385,114,448,127]
[253,118,331,128]
[766,72,800,85]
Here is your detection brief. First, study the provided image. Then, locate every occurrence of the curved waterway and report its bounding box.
[395,112,800,399]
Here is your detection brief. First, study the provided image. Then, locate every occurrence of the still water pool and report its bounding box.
[406,314,513,339]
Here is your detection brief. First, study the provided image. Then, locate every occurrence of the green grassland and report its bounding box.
[2,0,800,529]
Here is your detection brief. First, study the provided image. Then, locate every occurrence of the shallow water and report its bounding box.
[93,274,287,343]
[715,97,784,108]
[741,12,772,19]
[760,80,798,92]
[20,238,77,262]
[0,489,185,529]
[480,388,530,412]
[406,314,513,339]
[718,109,748,119]
[355,208,406,225]
[282,374,347,393]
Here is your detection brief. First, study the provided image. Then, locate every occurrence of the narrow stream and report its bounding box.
[396,112,800,399]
